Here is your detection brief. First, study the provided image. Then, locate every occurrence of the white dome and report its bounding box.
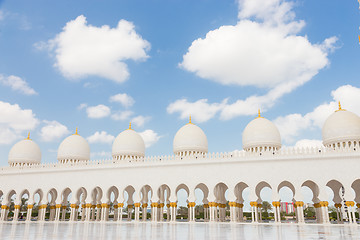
[57,132,90,162]
[242,115,281,151]
[8,137,41,166]
[322,108,360,147]
[173,121,208,155]
[112,127,145,160]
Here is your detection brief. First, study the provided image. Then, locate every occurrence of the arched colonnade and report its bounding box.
[1,178,360,224]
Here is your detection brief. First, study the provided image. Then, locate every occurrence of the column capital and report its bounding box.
[345,201,355,207]
[334,203,342,208]
[314,203,320,208]
[319,201,328,207]
[134,203,141,208]
[229,202,237,207]
[39,204,48,209]
[101,203,109,208]
[237,203,244,208]
[250,201,258,207]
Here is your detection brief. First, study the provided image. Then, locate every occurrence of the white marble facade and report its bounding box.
[1,104,360,224]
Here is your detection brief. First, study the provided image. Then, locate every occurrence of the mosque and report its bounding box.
[0,103,360,225]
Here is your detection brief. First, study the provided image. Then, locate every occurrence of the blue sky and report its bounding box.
[0,0,359,166]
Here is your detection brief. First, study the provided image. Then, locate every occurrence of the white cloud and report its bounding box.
[274,85,360,144]
[111,110,134,121]
[109,93,135,108]
[0,101,39,144]
[139,130,161,148]
[180,18,332,89]
[86,104,111,119]
[0,128,18,145]
[0,75,37,95]
[220,85,295,120]
[175,0,336,121]
[41,15,150,83]
[273,113,312,143]
[87,131,115,144]
[167,98,228,123]
[294,139,323,148]
[237,0,300,28]
[39,120,70,142]
[131,115,150,127]
[166,89,293,122]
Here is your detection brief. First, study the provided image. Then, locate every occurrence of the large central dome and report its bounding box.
[242,111,281,152]
[322,103,360,149]
[112,123,145,161]
[173,117,208,157]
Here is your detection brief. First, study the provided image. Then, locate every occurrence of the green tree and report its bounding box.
[261,201,272,214]
[328,206,337,220]
[304,206,315,218]
[177,206,188,219]
[195,205,204,219]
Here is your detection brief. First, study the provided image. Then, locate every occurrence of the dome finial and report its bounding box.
[73,127,79,135]
[336,101,345,112]
[188,115,194,125]
[129,122,132,129]
[256,109,263,119]
[26,132,30,140]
